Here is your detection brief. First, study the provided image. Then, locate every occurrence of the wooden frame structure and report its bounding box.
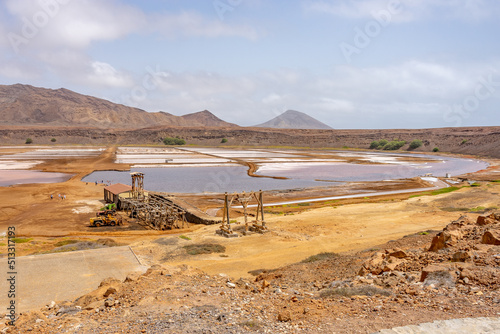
[131,172,144,200]
[218,190,266,237]
[121,194,186,230]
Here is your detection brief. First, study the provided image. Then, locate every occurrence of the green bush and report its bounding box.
[25,138,33,144]
[221,138,228,143]
[433,147,439,152]
[378,139,388,147]
[163,137,186,145]
[383,140,406,150]
[369,141,379,149]
[11,237,33,243]
[51,138,56,142]
[409,139,422,150]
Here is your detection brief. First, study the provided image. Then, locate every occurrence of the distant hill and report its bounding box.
[255,110,332,130]
[0,84,237,129]
[181,110,237,127]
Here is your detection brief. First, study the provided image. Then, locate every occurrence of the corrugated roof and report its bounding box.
[104,183,132,195]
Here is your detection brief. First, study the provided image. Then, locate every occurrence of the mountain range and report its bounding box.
[0,84,332,130]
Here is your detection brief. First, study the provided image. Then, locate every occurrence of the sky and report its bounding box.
[0,0,499,129]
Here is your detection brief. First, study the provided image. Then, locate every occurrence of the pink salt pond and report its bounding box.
[0,170,72,187]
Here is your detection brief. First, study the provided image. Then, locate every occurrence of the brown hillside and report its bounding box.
[0,84,237,129]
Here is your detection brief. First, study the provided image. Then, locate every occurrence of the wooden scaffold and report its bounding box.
[217,190,267,237]
[120,173,186,230]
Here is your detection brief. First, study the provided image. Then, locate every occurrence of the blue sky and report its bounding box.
[0,0,499,129]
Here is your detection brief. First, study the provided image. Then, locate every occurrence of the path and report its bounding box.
[0,246,147,312]
[235,178,450,208]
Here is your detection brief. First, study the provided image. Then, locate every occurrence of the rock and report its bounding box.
[48,301,56,309]
[482,231,500,245]
[103,287,117,297]
[261,280,270,289]
[56,307,81,316]
[387,249,407,259]
[144,265,165,276]
[104,298,115,308]
[124,272,142,283]
[278,311,292,322]
[452,251,471,262]
[421,264,456,288]
[428,229,462,252]
[477,215,494,226]
[421,264,455,282]
[383,258,404,272]
[227,282,236,288]
[99,277,122,288]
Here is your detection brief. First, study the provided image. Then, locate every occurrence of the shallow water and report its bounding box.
[82,166,334,193]
[81,154,488,194]
[0,170,72,187]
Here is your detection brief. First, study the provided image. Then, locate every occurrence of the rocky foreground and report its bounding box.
[4,213,500,333]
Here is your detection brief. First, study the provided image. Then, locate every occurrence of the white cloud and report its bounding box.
[153,12,258,40]
[84,61,133,88]
[305,0,500,22]
[111,60,500,128]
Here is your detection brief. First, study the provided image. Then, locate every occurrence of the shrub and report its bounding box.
[54,239,79,247]
[184,243,225,255]
[383,140,406,150]
[25,138,33,144]
[51,138,56,142]
[11,237,33,243]
[221,138,228,143]
[163,137,186,145]
[378,139,388,147]
[433,147,439,152]
[369,141,379,149]
[301,252,338,263]
[461,139,468,145]
[409,139,422,150]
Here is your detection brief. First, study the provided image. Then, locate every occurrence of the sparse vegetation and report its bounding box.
[25,138,33,144]
[179,235,191,241]
[51,138,56,142]
[301,252,338,263]
[369,139,406,150]
[163,137,186,145]
[11,237,33,243]
[461,139,468,145]
[409,139,422,150]
[433,147,439,152]
[383,140,406,150]
[418,232,429,235]
[184,243,226,255]
[410,186,461,198]
[320,285,392,298]
[221,138,228,143]
[54,239,79,247]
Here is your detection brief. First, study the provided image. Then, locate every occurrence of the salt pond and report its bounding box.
[82,153,488,194]
[0,170,72,187]
[0,147,102,186]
